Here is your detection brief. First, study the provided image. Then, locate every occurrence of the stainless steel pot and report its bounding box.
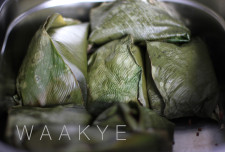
[191,0,225,19]
[0,0,225,151]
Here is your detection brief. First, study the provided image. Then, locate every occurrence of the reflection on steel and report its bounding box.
[161,0,225,30]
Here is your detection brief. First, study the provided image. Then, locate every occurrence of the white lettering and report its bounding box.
[79,125,90,140]
[16,125,33,140]
[40,125,52,140]
[116,125,126,141]
[59,125,71,140]
[97,125,108,140]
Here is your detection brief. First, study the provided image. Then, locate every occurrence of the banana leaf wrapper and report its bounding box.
[16,13,89,107]
[146,38,219,119]
[5,105,91,150]
[93,102,175,141]
[87,36,148,115]
[5,105,172,152]
[6,126,171,152]
[89,0,191,45]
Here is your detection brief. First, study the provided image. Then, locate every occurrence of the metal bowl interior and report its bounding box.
[0,0,225,151]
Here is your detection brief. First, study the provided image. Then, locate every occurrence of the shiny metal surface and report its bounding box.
[192,0,225,19]
[0,0,225,152]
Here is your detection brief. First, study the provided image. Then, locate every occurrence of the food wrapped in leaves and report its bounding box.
[89,0,191,45]
[87,36,148,115]
[94,102,175,141]
[5,105,90,152]
[16,13,89,107]
[5,104,173,152]
[146,38,219,119]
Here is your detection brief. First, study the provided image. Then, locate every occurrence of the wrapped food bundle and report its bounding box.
[94,102,175,141]
[89,0,191,44]
[4,0,221,151]
[16,14,89,107]
[93,103,174,152]
[87,36,148,115]
[5,104,174,152]
[146,38,219,119]
[87,0,219,120]
[5,105,90,152]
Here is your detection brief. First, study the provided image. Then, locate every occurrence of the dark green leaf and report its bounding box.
[146,38,219,119]
[16,13,89,107]
[5,104,172,152]
[5,105,91,151]
[89,0,190,44]
[94,102,175,141]
[87,36,148,115]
